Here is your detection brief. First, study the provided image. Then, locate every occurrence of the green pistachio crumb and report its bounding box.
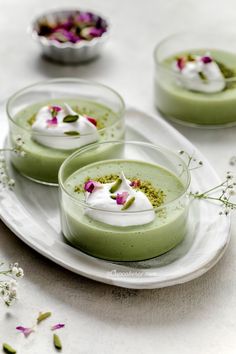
[187,54,195,61]
[109,178,122,193]
[53,334,62,350]
[216,60,235,79]
[27,114,36,126]
[37,311,52,324]
[2,343,16,354]
[74,185,82,193]
[121,196,135,210]
[96,120,105,129]
[110,194,117,200]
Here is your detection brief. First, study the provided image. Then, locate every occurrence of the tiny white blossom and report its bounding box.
[7,179,15,187]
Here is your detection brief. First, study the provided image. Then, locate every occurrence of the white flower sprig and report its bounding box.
[179,150,203,170]
[179,151,236,215]
[0,262,24,306]
[190,172,236,215]
[0,136,26,189]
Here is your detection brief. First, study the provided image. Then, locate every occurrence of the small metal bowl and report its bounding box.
[29,8,110,64]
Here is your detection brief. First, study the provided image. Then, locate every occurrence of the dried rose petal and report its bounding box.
[16,326,34,338]
[116,191,129,205]
[84,180,102,193]
[75,12,94,23]
[51,323,65,331]
[201,56,213,64]
[50,105,62,113]
[54,19,73,32]
[86,116,97,126]
[176,57,186,71]
[89,27,104,37]
[53,28,79,43]
[47,117,58,126]
[130,179,141,188]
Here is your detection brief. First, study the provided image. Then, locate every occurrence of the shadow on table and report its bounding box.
[31,51,115,81]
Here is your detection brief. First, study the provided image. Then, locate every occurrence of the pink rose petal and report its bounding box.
[51,323,65,331]
[84,180,102,193]
[130,179,141,188]
[201,56,213,64]
[47,117,58,126]
[86,116,97,127]
[176,57,186,71]
[116,191,129,205]
[16,326,34,338]
[50,105,62,113]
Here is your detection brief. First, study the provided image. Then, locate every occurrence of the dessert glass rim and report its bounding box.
[6,77,125,138]
[58,140,191,213]
[153,31,236,83]
[29,7,110,50]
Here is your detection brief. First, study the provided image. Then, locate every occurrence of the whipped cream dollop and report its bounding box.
[32,103,99,150]
[84,172,155,227]
[173,54,225,93]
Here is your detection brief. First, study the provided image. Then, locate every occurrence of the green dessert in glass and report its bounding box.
[7,79,125,185]
[59,141,190,261]
[154,33,236,126]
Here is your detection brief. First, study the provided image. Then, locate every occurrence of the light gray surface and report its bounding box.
[0,0,236,353]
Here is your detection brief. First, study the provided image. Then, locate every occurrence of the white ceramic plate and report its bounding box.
[0,105,230,289]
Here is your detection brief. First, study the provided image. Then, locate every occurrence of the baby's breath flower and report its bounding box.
[178,150,203,170]
[191,172,236,215]
[0,279,18,306]
[0,262,24,306]
[0,136,26,190]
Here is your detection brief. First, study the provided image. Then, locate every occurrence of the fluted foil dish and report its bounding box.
[30,9,110,64]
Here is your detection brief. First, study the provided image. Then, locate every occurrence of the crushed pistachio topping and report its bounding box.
[27,114,36,126]
[74,174,166,208]
[216,60,235,79]
[215,60,236,89]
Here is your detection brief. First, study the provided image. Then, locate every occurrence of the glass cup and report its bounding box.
[154,32,236,126]
[6,78,125,185]
[59,141,191,261]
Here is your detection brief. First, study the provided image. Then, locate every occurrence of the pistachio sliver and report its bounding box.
[53,334,62,350]
[3,343,16,354]
[121,196,135,211]
[37,311,52,324]
[109,178,122,193]
[198,71,207,81]
[110,194,117,200]
[63,114,79,123]
[64,131,80,136]
[27,114,36,126]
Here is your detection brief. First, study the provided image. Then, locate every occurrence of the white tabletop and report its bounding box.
[1,0,236,353]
